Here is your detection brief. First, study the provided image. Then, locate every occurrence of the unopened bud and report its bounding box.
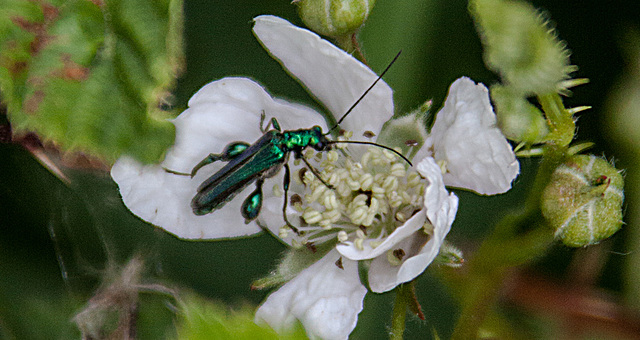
[470,0,575,95]
[541,155,624,247]
[491,85,549,144]
[295,0,376,37]
[377,106,429,157]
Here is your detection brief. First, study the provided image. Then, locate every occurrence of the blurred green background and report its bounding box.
[1,0,640,339]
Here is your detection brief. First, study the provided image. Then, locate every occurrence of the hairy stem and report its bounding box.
[451,147,566,339]
[390,283,410,340]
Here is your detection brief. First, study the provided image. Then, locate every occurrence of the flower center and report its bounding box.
[279,137,427,250]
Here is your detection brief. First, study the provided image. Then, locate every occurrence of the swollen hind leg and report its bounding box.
[190,141,251,177]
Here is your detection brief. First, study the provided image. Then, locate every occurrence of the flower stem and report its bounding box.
[451,148,565,339]
[538,93,575,147]
[390,283,410,340]
[334,33,367,64]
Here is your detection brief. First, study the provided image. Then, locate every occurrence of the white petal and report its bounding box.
[395,206,453,283]
[367,229,426,293]
[417,157,460,233]
[336,210,425,261]
[367,158,458,293]
[111,78,327,239]
[253,15,394,138]
[111,156,257,239]
[367,206,453,293]
[255,250,366,340]
[425,77,519,195]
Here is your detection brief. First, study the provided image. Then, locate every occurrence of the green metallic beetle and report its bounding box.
[177,53,409,234]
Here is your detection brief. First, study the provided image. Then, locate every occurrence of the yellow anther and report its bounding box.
[303,149,314,159]
[328,172,340,186]
[326,150,339,163]
[309,184,327,202]
[323,209,342,223]
[302,208,323,224]
[359,173,374,190]
[369,197,380,213]
[382,149,396,162]
[407,172,421,186]
[369,240,382,249]
[372,184,386,196]
[347,179,360,191]
[363,212,375,226]
[337,230,348,242]
[349,207,368,225]
[279,226,290,239]
[382,176,398,192]
[390,163,406,177]
[389,192,403,208]
[323,192,339,210]
[423,221,434,236]
[386,249,402,266]
[437,159,448,174]
[352,194,368,206]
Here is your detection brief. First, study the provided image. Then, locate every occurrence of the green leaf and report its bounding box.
[175,293,307,340]
[0,0,184,163]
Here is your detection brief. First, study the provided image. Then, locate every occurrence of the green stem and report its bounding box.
[334,33,367,64]
[450,148,566,339]
[538,93,575,147]
[390,284,409,340]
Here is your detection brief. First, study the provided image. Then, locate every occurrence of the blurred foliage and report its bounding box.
[605,29,640,310]
[174,293,307,340]
[0,0,182,164]
[1,0,639,339]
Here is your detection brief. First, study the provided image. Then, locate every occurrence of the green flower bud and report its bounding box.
[541,155,624,247]
[490,85,549,144]
[470,0,576,95]
[434,242,465,268]
[377,101,430,159]
[295,0,375,37]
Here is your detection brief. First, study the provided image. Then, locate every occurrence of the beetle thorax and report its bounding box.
[283,127,329,155]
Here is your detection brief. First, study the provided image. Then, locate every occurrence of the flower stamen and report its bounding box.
[290,132,429,252]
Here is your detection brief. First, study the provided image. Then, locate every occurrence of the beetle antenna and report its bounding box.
[325,51,402,135]
[327,140,412,166]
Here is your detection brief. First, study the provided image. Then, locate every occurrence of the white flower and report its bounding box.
[110,15,515,340]
[255,155,457,339]
[416,77,520,195]
[111,15,412,339]
[255,249,366,340]
[111,15,393,240]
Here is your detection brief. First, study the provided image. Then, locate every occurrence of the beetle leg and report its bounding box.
[163,168,191,176]
[190,141,251,177]
[242,179,264,223]
[282,164,301,235]
[190,154,225,177]
[260,111,281,132]
[302,157,334,189]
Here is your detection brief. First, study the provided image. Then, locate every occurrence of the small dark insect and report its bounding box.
[335,257,344,270]
[404,139,418,147]
[392,248,406,261]
[363,130,376,138]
